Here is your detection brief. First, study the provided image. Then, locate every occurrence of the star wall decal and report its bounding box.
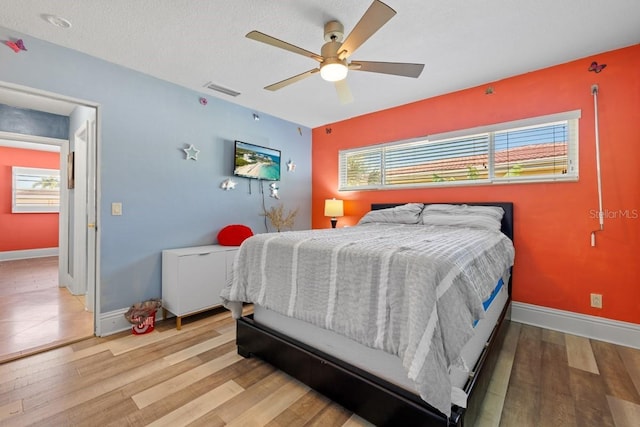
[183,144,200,160]
[269,182,280,199]
[287,160,296,172]
[221,178,237,190]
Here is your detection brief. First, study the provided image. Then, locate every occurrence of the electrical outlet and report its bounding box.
[590,293,603,309]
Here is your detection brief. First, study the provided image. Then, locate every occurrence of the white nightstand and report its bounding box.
[162,244,238,329]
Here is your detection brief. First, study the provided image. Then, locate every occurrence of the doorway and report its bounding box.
[0,82,99,361]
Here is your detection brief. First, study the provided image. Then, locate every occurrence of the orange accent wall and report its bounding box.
[0,146,60,252]
[312,44,640,325]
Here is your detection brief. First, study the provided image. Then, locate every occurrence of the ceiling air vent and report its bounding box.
[203,82,241,97]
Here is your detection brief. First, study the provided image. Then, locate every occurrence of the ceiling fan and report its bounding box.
[246,0,424,103]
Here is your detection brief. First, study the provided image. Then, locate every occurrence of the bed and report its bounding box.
[221,202,515,426]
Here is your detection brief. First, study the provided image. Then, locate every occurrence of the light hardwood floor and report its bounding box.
[0,306,638,426]
[0,257,94,363]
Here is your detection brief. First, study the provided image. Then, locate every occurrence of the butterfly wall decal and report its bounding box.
[588,61,606,73]
[5,39,27,53]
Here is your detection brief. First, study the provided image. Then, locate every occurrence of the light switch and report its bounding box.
[111,202,122,216]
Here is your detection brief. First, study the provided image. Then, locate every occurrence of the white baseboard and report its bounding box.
[98,308,131,336]
[0,247,59,261]
[512,302,640,349]
[95,301,640,348]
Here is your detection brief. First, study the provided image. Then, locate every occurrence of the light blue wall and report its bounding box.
[0,27,312,312]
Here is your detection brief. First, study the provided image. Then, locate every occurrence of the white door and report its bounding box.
[85,118,96,312]
[61,121,88,297]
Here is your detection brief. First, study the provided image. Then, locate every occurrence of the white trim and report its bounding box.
[0,131,68,148]
[12,166,61,213]
[0,80,101,337]
[428,109,582,142]
[512,302,640,349]
[98,308,132,336]
[0,248,59,261]
[339,111,581,192]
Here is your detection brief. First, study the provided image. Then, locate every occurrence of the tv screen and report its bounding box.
[233,141,281,181]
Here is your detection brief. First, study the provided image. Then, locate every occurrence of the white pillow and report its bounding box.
[420,213,502,232]
[358,203,424,225]
[421,204,505,222]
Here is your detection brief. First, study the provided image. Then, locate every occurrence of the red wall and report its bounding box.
[311,44,640,325]
[0,146,60,252]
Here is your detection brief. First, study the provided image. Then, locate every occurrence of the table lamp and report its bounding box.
[324,198,344,228]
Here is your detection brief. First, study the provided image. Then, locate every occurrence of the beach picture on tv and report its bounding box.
[233,141,281,181]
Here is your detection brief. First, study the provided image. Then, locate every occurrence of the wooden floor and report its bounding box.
[0,307,638,426]
[0,257,94,363]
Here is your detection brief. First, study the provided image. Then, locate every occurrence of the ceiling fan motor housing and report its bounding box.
[324,21,344,42]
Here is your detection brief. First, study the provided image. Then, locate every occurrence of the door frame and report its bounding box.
[0,80,101,333]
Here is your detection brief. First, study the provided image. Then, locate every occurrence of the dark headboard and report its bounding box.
[371,202,514,242]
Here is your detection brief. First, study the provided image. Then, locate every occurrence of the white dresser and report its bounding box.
[162,244,238,329]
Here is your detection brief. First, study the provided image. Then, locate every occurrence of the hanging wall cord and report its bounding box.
[260,180,269,232]
[591,84,604,246]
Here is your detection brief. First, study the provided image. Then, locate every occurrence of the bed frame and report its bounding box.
[236,202,514,426]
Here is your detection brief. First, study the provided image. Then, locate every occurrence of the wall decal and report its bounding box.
[220,178,236,190]
[182,144,200,160]
[588,61,607,73]
[326,127,332,134]
[5,39,27,53]
[287,159,296,172]
[199,97,208,105]
[485,86,494,95]
[269,182,280,199]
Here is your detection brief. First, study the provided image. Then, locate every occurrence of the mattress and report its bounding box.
[223,223,515,416]
[253,276,509,409]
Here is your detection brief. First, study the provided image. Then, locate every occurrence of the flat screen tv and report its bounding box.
[233,140,281,181]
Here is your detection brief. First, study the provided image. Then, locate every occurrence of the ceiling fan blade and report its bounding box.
[246,31,323,62]
[265,68,320,91]
[335,79,354,104]
[337,0,396,60]
[349,60,424,78]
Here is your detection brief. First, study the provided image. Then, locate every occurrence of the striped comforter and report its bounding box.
[221,223,515,417]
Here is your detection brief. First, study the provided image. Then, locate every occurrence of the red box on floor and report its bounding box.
[131,311,156,335]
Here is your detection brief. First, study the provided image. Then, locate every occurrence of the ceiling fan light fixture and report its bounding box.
[320,60,348,82]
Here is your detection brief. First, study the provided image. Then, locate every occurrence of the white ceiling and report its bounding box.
[1,1,638,128]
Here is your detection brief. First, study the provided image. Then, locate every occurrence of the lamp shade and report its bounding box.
[324,199,344,217]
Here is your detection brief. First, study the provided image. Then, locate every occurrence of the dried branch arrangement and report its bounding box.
[262,204,299,232]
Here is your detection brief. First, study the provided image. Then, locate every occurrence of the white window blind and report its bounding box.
[385,134,489,185]
[340,148,383,188]
[339,111,580,191]
[12,166,60,213]
[494,120,576,181]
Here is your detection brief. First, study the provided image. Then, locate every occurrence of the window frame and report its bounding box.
[338,110,580,191]
[12,166,61,213]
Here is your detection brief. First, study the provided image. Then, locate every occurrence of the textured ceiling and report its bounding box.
[1,0,639,128]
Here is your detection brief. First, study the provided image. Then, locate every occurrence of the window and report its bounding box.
[339,111,580,191]
[12,166,60,213]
